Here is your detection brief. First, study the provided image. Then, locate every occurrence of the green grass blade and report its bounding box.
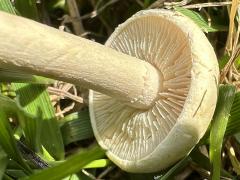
[225,92,240,136]
[60,111,94,145]
[0,0,16,14]
[83,159,110,169]
[17,114,43,154]
[174,7,227,32]
[3,173,15,180]
[209,85,236,180]
[13,84,64,160]
[16,140,49,169]
[0,111,31,174]
[144,0,151,8]
[0,93,41,152]
[50,159,111,169]
[23,145,104,180]
[200,91,240,143]
[0,145,8,179]
[14,0,39,20]
[5,169,27,179]
[190,147,233,178]
[46,0,66,10]
[158,156,192,180]
[62,174,80,180]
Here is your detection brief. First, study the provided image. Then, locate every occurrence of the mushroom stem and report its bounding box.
[0,11,161,109]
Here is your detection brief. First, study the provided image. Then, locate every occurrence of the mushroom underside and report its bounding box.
[89,10,218,172]
[91,15,192,159]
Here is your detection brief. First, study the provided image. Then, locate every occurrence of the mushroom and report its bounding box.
[0,9,219,173]
[89,10,219,172]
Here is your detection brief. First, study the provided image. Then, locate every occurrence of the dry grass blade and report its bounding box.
[221,47,240,83]
[81,169,97,180]
[97,166,115,179]
[164,0,192,8]
[232,65,240,90]
[225,140,240,175]
[221,2,240,84]
[55,102,75,117]
[48,86,83,103]
[135,0,144,7]
[183,2,232,9]
[48,82,84,117]
[190,163,211,179]
[66,0,85,35]
[226,0,239,52]
[148,0,166,9]
[149,1,232,10]
[63,0,119,21]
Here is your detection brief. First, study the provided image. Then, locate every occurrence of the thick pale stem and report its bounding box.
[0,11,161,109]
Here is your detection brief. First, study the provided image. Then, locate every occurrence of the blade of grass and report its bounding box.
[14,0,39,20]
[49,159,111,169]
[226,0,239,51]
[0,111,32,174]
[7,159,29,171]
[0,0,16,14]
[3,173,15,180]
[13,84,64,160]
[209,85,236,180]
[17,140,49,169]
[46,0,66,10]
[225,141,240,175]
[23,145,104,180]
[62,174,80,180]
[0,145,8,179]
[225,92,240,136]
[84,159,111,169]
[190,147,233,178]
[0,93,42,153]
[17,112,43,153]
[201,91,240,143]
[60,111,94,145]
[175,7,228,32]
[158,156,192,180]
[5,169,27,179]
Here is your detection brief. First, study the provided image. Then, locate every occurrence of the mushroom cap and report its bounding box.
[89,9,219,173]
